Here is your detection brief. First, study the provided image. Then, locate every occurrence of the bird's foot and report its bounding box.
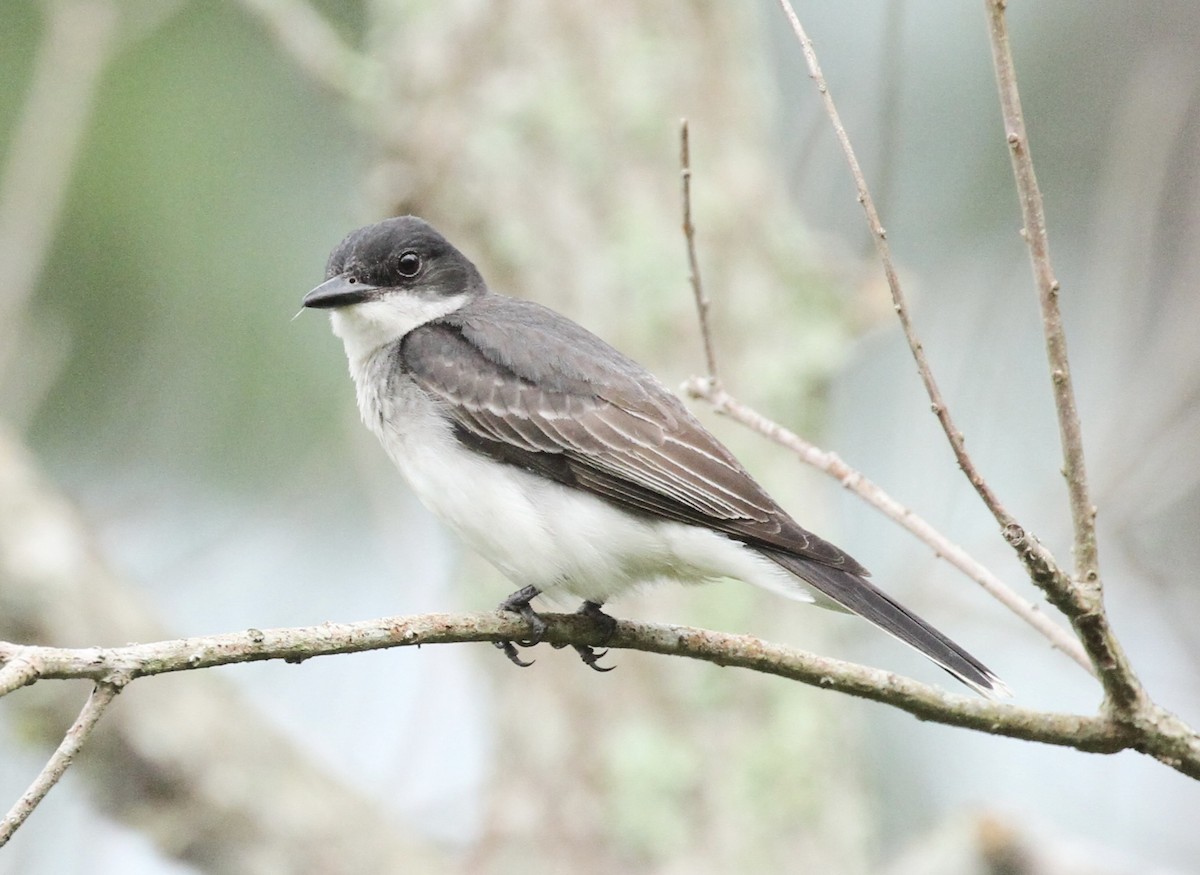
[495,591,618,672]
[495,640,535,667]
[494,585,546,667]
[570,601,618,673]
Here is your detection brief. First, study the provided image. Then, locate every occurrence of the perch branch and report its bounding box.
[0,653,42,697]
[0,613,1196,779]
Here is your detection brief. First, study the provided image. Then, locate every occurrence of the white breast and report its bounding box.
[346,346,811,607]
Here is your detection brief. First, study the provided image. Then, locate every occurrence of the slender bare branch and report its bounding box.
[683,378,1093,674]
[0,652,42,696]
[0,614,1195,778]
[0,681,121,847]
[980,1,1140,715]
[774,1,1016,530]
[982,2,1095,580]
[679,119,720,384]
[676,4,1094,677]
[770,1,1118,677]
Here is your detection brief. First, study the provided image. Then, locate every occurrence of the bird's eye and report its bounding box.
[397,252,421,277]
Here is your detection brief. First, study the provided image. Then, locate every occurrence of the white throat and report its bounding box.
[329,292,471,366]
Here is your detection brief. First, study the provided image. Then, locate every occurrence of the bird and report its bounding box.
[304,215,1006,696]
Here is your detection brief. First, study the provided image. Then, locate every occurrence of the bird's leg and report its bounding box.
[572,600,618,673]
[494,584,546,667]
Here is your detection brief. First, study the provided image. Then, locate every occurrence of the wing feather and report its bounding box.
[399,300,865,575]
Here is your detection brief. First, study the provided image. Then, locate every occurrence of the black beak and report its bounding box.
[303,275,382,309]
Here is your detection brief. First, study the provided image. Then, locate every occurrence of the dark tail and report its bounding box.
[762,549,1008,697]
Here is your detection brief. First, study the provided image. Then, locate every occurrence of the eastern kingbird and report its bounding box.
[305,216,1005,696]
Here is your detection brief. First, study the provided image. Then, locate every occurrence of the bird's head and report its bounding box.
[304,216,486,362]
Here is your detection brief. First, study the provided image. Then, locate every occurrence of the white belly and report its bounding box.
[350,349,812,606]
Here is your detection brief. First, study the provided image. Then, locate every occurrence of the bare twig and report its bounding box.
[771,1,1097,660]
[683,378,1093,674]
[0,681,121,846]
[871,0,907,232]
[0,652,42,696]
[980,1,1140,715]
[235,0,381,103]
[982,3,1094,578]
[0,614,1196,778]
[676,5,1093,676]
[679,119,720,384]
[774,1,1015,531]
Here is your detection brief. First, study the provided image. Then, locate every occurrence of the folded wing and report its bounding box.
[399,296,1004,695]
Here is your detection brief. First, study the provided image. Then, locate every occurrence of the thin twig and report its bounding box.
[775,1,1014,532]
[871,0,906,235]
[671,116,1080,669]
[771,1,1095,658]
[0,652,42,696]
[679,119,720,384]
[982,3,1094,580]
[0,614,1195,777]
[0,681,121,846]
[683,378,1093,675]
[980,1,1139,714]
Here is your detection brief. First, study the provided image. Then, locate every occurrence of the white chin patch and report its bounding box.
[331,292,468,363]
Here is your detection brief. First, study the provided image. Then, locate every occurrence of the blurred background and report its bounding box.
[1,1,1199,873]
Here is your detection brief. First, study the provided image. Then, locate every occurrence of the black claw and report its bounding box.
[578,601,618,643]
[573,601,619,670]
[574,645,615,672]
[496,585,546,664]
[495,590,622,672]
[494,640,535,667]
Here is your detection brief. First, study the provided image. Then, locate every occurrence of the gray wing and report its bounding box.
[398,295,866,575]
[399,296,1007,695]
